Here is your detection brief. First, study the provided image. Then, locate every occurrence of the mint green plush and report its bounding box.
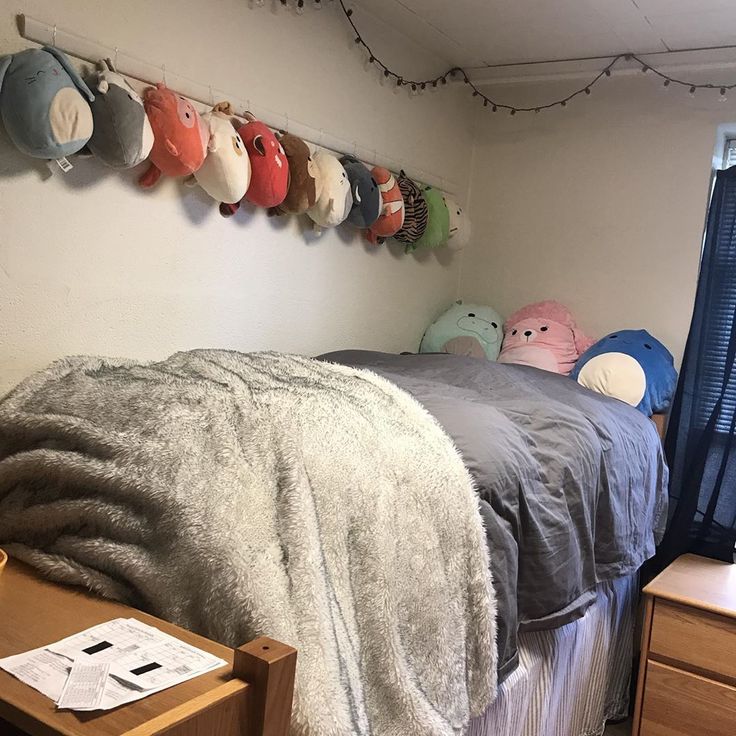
[407,185,450,252]
[420,300,504,361]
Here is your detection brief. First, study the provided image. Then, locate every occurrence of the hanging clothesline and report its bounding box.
[17,14,458,196]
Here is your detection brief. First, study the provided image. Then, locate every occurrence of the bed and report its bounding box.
[0,349,669,736]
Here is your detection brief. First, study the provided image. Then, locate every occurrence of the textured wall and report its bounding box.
[462,73,726,367]
[0,0,475,393]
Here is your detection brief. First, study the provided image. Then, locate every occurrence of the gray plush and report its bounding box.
[0,349,496,736]
[85,60,153,169]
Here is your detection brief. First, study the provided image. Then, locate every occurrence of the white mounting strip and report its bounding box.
[468,47,736,86]
[18,14,457,195]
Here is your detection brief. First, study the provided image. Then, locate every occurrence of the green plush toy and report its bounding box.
[420,300,504,361]
[406,186,450,252]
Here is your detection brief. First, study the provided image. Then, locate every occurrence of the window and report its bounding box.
[724,138,736,169]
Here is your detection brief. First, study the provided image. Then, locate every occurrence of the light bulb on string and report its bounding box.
[394,78,403,95]
[296,0,304,14]
[314,0,322,8]
[663,79,671,91]
[720,87,728,102]
[689,86,697,96]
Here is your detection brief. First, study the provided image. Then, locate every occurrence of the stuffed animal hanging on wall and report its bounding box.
[407,186,450,252]
[269,132,320,216]
[571,330,678,416]
[364,167,404,245]
[190,102,250,204]
[306,150,352,234]
[85,59,153,169]
[444,196,471,251]
[340,155,381,228]
[420,300,504,360]
[241,113,289,208]
[498,300,595,375]
[0,46,94,159]
[393,172,429,245]
[138,84,208,188]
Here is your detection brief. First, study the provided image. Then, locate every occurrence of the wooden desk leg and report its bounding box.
[632,595,654,736]
[234,636,297,736]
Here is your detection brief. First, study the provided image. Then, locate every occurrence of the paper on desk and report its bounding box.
[0,617,228,711]
[47,618,226,692]
[57,660,109,710]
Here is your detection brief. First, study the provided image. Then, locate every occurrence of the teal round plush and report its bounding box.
[420,301,504,361]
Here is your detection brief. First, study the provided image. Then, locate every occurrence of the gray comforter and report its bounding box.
[319,351,669,680]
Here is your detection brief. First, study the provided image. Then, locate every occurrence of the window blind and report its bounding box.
[694,166,736,433]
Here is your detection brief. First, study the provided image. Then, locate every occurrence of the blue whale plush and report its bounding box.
[0,46,94,159]
[571,329,677,415]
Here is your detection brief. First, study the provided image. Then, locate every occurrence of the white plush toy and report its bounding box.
[306,150,353,235]
[445,196,471,251]
[190,102,251,204]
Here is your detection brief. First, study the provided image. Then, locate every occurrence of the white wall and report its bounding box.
[0,0,475,394]
[461,73,732,366]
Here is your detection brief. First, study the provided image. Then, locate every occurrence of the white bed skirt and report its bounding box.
[468,574,636,736]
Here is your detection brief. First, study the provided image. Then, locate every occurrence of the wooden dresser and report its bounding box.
[633,553,736,735]
[0,558,296,736]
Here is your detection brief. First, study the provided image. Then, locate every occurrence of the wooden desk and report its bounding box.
[632,554,736,735]
[0,559,296,736]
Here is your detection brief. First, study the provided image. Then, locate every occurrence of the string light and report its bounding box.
[284,1,736,115]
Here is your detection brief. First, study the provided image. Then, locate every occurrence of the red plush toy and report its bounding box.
[365,167,405,245]
[138,84,208,189]
[219,112,289,216]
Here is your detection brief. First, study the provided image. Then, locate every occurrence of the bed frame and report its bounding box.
[0,557,296,736]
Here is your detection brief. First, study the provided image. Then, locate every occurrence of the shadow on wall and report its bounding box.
[0,127,460,265]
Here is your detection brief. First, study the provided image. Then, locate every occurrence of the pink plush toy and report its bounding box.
[498,300,595,375]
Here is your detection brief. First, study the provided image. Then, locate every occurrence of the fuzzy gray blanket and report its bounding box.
[0,350,496,736]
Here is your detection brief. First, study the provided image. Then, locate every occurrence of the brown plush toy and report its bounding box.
[268,132,321,216]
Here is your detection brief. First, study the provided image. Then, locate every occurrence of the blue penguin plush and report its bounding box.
[420,300,504,360]
[571,329,677,415]
[340,155,381,228]
[0,47,94,159]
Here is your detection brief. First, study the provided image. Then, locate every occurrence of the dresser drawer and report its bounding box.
[649,599,736,682]
[640,660,736,735]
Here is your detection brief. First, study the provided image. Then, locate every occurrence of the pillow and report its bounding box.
[86,59,153,169]
[240,113,289,208]
[340,155,381,228]
[498,300,595,375]
[407,185,450,252]
[193,103,250,204]
[270,133,320,215]
[445,196,471,251]
[306,150,353,232]
[0,47,94,159]
[139,84,208,188]
[571,329,678,415]
[393,172,428,244]
[364,167,405,245]
[420,300,503,360]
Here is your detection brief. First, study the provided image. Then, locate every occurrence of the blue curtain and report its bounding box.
[657,166,736,566]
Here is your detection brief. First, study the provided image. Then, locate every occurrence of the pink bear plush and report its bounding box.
[498,300,595,375]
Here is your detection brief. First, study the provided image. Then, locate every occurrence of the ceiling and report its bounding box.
[353,0,736,68]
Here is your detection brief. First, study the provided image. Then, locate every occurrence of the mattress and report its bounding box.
[319,351,669,679]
